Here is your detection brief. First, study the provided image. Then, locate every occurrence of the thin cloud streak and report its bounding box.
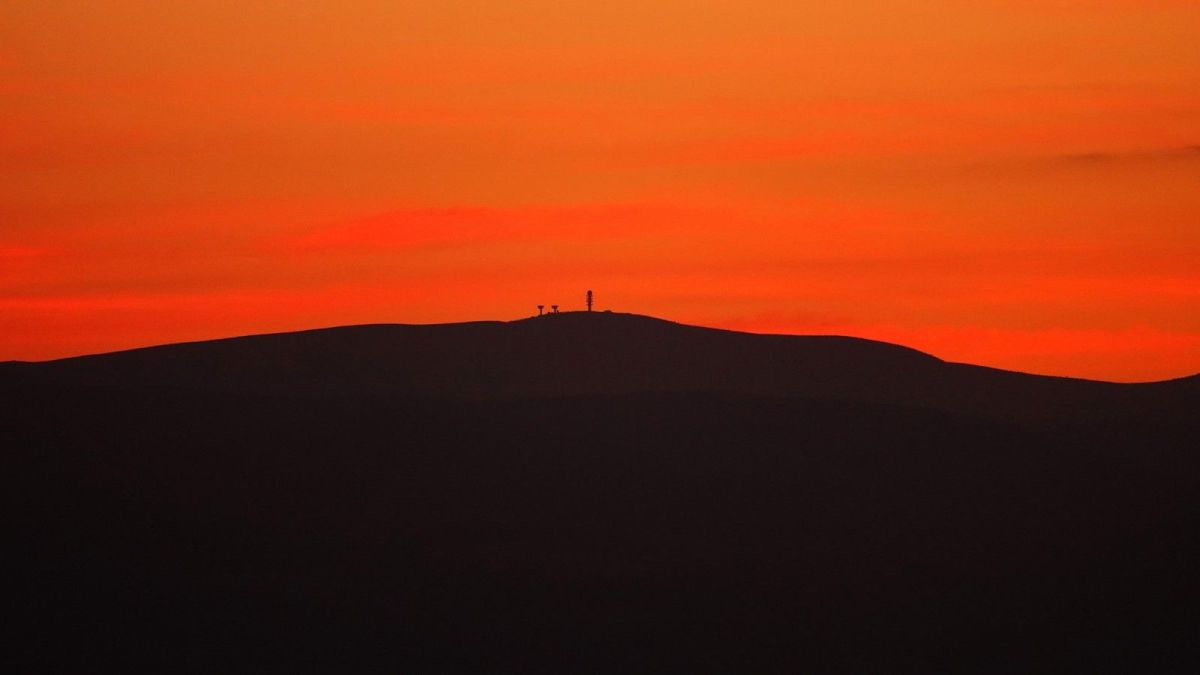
[1059,145,1200,164]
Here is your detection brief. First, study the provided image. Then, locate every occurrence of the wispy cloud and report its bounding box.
[963,144,1200,176]
[1058,145,1200,164]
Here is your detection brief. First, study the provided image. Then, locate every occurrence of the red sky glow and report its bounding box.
[3,1,1199,381]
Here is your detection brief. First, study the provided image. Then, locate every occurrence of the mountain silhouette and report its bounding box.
[4,313,1197,672]
[3,311,1194,424]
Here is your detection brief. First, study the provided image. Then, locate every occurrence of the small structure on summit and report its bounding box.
[536,293,597,316]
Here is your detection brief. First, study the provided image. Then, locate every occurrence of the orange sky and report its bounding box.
[2,1,1198,381]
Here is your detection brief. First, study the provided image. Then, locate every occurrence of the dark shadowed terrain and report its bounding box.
[4,313,1198,672]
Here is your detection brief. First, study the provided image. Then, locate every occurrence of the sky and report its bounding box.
[2,1,1198,381]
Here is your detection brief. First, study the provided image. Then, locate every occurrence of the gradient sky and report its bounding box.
[3,1,1199,381]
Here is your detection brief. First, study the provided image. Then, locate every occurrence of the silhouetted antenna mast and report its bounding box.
[586,290,593,312]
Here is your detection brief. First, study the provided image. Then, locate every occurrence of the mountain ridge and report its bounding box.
[3,311,1194,426]
[11,310,1196,384]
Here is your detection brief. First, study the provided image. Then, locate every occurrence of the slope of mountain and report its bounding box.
[3,314,1197,672]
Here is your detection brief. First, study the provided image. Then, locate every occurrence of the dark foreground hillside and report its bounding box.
[3,315,1198,672]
